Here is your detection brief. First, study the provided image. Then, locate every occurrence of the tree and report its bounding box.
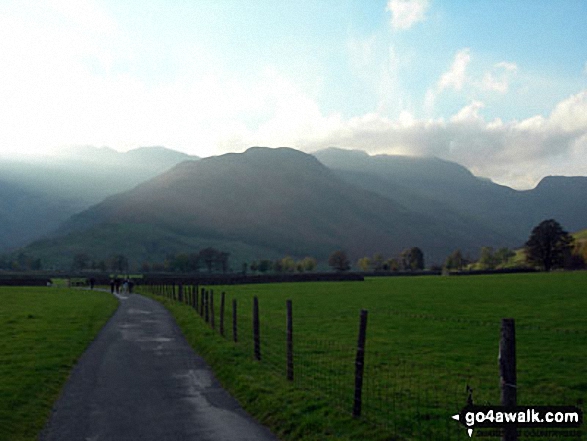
[372,253,385,271]
[525,219,573,271]
[301,257,317,272]
[357,257,371,272]
[281,256,296,272]
[328,250,351,272]
[444,249,464,271]
[258,259,272,273]
[199,248,218,273]
[478,247,497,270]
[400,247,424,271]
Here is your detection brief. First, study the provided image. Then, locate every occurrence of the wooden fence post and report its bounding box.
[205,290,209,323]
[253,296,261,361]
[286,299,293,381]
[500,318,517,441]
[210,290,215,329]
[200,288,205,316]
[220,292,226,336]
[232,299,238,343]
[353,309,368,418]
[178,283,183,303]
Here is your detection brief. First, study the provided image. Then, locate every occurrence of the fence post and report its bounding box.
[220,292,226,336]
[500,318,517,441]
[178,283,183,303]
[232,299,238,343]
[210,290,215,329]
[205,290,209,323]
[253,296,261,361]
[286,299,293,381]
[200,288,205,316]
[353,309,368,418]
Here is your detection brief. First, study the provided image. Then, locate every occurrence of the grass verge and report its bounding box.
[143,292,393,441]
[0,287,118,441]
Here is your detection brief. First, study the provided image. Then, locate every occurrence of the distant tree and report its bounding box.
[141,261,152,273]
[525,219,573,271]
[258,259,272,273]
[386,258,400,272]
[281,256,296,273]
[199,248,218,273]
[444,249,464,271]
[301,257,317,272]
[273,259,283,273]
[242,262,248,275]
[328,250,351,272]
[171,253,190,272]
[188,253,200,272]
[357,257,371,272]
[478,247,497,270]
[494,247,515,266]
[372,253,385,271]
[217,252,230,273]
[250,261,258,273]
[401,247,424,271]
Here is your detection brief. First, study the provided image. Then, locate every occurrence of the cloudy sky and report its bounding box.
[1,0,586,189]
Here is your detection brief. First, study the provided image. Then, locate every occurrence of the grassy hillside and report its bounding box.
[0,287,118,441]
[145,272,587,440]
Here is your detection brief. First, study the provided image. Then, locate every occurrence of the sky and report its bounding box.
[1,0,586,189]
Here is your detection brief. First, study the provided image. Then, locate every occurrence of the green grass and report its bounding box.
[0,287,118,441]
[145,272,587,440]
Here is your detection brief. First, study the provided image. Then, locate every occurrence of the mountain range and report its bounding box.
[12,146,587,270]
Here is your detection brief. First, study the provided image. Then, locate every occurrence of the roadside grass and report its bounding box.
[146,271,587,440]
[0,287,118,441]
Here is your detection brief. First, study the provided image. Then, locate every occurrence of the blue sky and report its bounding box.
[1,0,586,189]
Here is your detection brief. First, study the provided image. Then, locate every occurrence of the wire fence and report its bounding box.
[144,283,585,441]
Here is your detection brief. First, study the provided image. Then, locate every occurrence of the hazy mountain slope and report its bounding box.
[313,148,587,241]
[0,146,197,251]
[0,146,197,204]
[0,180,77,250]
[39,147,504,267]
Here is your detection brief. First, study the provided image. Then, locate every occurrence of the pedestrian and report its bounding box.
[115,279,121,294]
[110,279,115,294]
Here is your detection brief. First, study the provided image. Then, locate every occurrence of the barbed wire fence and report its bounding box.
[143,283,585,441]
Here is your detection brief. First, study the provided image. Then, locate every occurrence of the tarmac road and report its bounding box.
[40,292,280,441]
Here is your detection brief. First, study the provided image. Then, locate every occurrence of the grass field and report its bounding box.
[0,287,118,441]
[146,271,587,440]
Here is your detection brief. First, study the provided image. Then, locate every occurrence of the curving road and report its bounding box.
[40,292,279,441]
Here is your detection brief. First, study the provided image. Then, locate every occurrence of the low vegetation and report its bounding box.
[0,287,118,441]
[146,272,587,440]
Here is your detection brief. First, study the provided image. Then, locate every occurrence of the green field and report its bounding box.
[146,271,587,440]
[0,287,118,441]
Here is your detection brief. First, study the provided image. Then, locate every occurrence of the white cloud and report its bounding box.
[386,0,430,30]
[438,48,471,92]
[481,61,518,93]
